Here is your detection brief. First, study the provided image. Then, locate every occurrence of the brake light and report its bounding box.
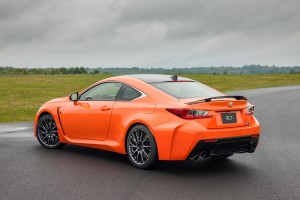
[166,108,213,119]
[246,105,255,115]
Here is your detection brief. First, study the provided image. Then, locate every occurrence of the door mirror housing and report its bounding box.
[69,92,79,101]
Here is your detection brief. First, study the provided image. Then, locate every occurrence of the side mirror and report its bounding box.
[69,92,79,101]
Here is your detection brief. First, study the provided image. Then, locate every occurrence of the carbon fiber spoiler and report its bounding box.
[186,96,247,104]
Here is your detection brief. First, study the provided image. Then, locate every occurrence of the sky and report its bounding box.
[0,0,299,68]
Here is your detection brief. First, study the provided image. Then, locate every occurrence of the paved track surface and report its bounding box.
[1,85,300,200]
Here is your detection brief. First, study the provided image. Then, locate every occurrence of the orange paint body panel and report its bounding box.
[34,75,260,162]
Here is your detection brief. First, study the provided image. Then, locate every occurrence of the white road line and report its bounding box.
[0,127,32,134]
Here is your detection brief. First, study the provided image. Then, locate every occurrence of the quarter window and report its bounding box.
[118,85,142,101]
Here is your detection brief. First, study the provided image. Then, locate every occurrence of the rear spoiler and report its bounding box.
[186,96,247,104]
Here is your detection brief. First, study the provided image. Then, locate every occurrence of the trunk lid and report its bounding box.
[180,97,252,129]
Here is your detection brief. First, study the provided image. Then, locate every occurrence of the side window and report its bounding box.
[119,85,142,101]
[79,82,122,101]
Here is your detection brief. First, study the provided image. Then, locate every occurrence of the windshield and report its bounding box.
[151,81,223,99]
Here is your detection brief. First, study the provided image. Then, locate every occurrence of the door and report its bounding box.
[60,82,123,140]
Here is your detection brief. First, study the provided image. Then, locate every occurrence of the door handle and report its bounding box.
[100,106,111,111]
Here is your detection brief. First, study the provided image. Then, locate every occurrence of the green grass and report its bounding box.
[1,74,300,122]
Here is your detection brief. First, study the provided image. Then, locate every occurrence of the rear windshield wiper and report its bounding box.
[186,96,247,104]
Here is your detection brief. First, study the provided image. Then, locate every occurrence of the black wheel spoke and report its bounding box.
[39,124,47,131]
[140,152,145,163]
[132,149,138,155]
[51,124,57,131]
[142,149,149,159]
[44,120,49,130]
[42,135,48,140]
[130,135,137,144]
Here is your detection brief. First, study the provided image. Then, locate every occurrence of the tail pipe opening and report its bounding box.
[248,146,256,153]
[190,151,211,161]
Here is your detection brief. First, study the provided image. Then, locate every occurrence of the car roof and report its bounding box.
[123,74,193,83]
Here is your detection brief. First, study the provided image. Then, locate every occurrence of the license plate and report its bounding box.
[221,113,237,124]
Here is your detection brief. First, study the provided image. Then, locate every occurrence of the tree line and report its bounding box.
[1,65,300,75]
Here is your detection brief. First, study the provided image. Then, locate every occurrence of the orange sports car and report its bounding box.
[34,74,260,169]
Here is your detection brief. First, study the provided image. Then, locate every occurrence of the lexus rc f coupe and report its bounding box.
[34,74,260,169]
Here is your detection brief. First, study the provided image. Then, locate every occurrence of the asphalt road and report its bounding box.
[1,85,300,200]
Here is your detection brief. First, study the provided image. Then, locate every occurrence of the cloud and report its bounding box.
[0,0,299,67]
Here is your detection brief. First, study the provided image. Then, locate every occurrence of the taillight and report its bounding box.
[166,108,213,119]
[246,105,255,115]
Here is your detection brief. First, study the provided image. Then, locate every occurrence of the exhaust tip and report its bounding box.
[193,155,200,161]
[200,151,207,158]
[249,147,255,153]
[190,151,209,161]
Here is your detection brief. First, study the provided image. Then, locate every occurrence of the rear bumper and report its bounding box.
[187,135,259,159]
[152,116,260,160]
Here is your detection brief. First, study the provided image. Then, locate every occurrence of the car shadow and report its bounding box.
[156,159,253,176]
[32,144,256,178]
[32,143,130,165]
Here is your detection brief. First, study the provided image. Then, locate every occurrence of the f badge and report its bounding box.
[228,102,234,108]
[226,115,233,120]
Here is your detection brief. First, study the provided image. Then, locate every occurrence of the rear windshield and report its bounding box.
[151,81,223,99]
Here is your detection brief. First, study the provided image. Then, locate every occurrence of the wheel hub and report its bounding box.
[137,142,144,151]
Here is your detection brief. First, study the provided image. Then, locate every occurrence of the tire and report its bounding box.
[126,124,158,169]
[210,153,234,160]
[36,114,66,149]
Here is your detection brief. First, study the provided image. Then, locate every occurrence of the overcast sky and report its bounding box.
[0,0,299,68]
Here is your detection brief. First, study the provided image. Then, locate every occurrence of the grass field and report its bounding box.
[1,74,300,122]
